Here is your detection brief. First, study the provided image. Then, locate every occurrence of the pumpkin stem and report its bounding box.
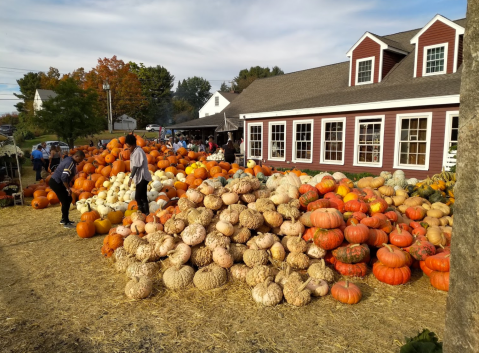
[383,243,393,252]
[345,280,349,288]
[298,277,312,292]
[350,244,360,248]
[321,258,325,270]
[396,224,402,234]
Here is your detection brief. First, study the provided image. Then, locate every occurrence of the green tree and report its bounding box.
[172,98,195,124]
[34,78,104,148]
[175,77,212,117]
[129,62,174,126]
[234,66,284,92]
[0,112,19,126]
[13,72,42,131]
[219,81,230,92]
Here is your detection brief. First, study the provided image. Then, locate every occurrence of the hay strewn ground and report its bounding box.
[0,168,447,353]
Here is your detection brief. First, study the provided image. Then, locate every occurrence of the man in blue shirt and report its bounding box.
[30,146,44,181]
[49,150,86,228]
[179,135,187,149]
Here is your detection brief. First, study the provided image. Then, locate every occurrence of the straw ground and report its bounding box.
[0,169,447,352]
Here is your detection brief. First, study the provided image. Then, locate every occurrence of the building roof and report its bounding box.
[167,113,241,131]
[36,89,57,101]
[219,17,465,118]
[218,91,239,102]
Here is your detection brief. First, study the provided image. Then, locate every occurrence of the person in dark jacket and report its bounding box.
[31,145,44,181]
[222,140,236,163]
[49,150,86,228]
[125,134,152,215]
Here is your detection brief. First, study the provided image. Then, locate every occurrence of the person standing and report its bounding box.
[179,135,187,149]
[166,137,173,149]
[49,150,86,228]
[40,142,50,171]
[31,145,44,181]
[173,138,181,153]
[222,140,236,164]
[126,134,152,215]
[49,145,63,172]
[207,137,218,154]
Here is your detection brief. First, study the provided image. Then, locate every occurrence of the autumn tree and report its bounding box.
[0,112,19,126]
[83,56,145,124]
[172,98,195,124]
[34,78,104,148]
[233,66,284,93]
[61,67,86,86]
[129,62,174,127]
[39,67,61,90]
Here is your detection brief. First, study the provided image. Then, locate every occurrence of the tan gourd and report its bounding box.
[229,243,248,262]
[252,277,283,306]
[190,245,213,267]
[212,247,234,268]
[269,242,286,262]
[163,265,195,290]
[306,242,327,259]
[230,226,251,244]
[307,259,335,283]
[426,226,447,246]
[246,265,274,287]
[204,194,223,210]
[205,231,231,250]
[280,218,305,237]
[283,277,312,307]
[221,192,240,205]
[167,243,191,266]
[274,263,302,288]
[230,264,251,282]
[125,276,153,299]
[216,220,234,237]
[219,206,239,225]
[164,217,186,235]
[306,278,329,297]
[193,263,227,290]
[136,243,160,262]
[255,198,276,212]
[243,244,269,268]
[124,234,147,255]
[263,211,284,228]
[126,261,160,279]
[286,252,310,270]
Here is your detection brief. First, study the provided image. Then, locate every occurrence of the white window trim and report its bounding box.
[247,122,263,160]
[292,119,314,164]
[353,115,385,168]
[320,117,346,165]
[268,121,286,162]
[422,43,448,76]
[355,56,375,85]
[442,110,459,170]
[393,112,433,170]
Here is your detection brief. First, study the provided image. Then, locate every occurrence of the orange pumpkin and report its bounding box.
[253,165,264,176]
[32,196,49,209]
[82,163,95,174]
[77,221,96,238]
[33,190,47,198]
[157,159,170,170]
[165,166,178,175]
[47,191,60,204]
[194,167,208,180]
[79,192,93,200]
[161,186,177,199]
[128,201,138,210]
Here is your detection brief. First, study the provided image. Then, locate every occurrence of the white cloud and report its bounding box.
[0,0,466,114]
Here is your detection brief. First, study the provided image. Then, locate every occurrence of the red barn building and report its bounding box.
[228,14,463,179]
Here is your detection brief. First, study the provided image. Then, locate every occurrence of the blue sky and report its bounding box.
[0,0,467,115]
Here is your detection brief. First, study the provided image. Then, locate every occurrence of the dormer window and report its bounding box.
[356,57,375,85]
[424,43,448,75]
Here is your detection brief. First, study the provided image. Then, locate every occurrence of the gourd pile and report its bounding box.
[22,135,455,305]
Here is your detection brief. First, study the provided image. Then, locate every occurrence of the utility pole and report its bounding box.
[103,81,112,133]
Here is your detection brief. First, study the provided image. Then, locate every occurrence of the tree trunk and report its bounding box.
[444,1,479,351]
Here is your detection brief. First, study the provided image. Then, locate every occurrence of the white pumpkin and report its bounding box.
[165,172,175,179]
[98,204,112,218]
[147,190,159,202]
[103,180,111,188]
[124,191,132,202]
[163,179,174,187]
[106,194,118,204]
[96,198,105,206]
[97,191,107,200]
[149,202,160,214]
[151,180,163,192]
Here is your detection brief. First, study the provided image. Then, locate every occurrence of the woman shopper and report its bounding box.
[125,134,152,215]
[49,145,63,172]
[49,150,86,228]
[222,140,236,164]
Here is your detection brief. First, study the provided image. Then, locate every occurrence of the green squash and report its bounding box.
[216,176,227,186]
[428,191,446,203]
[416,184,435,198]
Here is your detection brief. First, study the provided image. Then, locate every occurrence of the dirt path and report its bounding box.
[0,169,448,353]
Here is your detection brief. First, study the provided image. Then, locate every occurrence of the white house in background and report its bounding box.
[114,114,137,130]
[33,89,58,113]
[199,91,238,118]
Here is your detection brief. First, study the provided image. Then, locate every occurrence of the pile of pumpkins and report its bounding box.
[75,168,453,306]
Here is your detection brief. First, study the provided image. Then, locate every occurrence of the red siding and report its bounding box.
[382,51,405,79]
[244,105,459,180]
[417,21,456,77]
[351,37,381,86]
[457,35,464,69]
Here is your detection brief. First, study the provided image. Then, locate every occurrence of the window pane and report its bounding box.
[358,60,372,83]
[356,119,382,165]
[398,117,430,166]
[270,124,285,159]
[425,46,445,73]
[249,125,262,158]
